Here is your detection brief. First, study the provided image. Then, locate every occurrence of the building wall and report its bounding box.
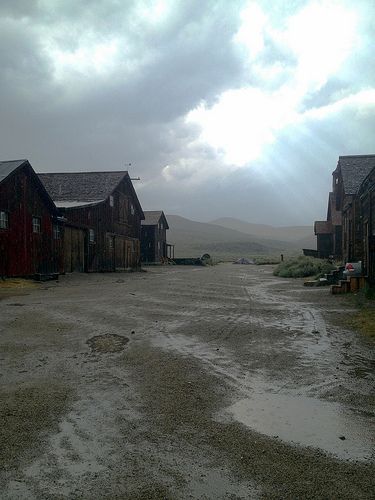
[317,233,333,258]
[359,170,375,283]
[0,166,62,277]
[61,177,142,272]
[141,226,156,262]
[141,222,167,262]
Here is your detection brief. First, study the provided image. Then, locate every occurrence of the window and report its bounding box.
[108,237,113,249]
[32,216,41,233]
[53,224,61,239]
[89,229,95,243]
[109,195,114,207]
[0,211,9,229]
[130,203,135,216]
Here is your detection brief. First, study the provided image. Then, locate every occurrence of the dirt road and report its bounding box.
[0,264,374,499]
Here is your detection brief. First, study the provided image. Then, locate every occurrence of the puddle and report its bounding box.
[225,393,375,462]
[87,334,129,353]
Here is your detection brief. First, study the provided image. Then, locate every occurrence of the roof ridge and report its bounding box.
[0,158,27,163]
[38,170,128,175]
[339,154,375,159]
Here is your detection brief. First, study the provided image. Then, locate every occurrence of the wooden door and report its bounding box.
[64,227,85,273]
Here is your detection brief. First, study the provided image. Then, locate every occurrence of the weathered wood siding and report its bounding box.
[0,165,62,277]
[359,169,375,283]
[64,225,86,273]
[61,176,142,272]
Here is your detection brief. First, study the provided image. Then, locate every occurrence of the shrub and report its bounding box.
[273,256,335,278]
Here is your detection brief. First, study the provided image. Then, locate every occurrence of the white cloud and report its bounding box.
[186,0,361,167]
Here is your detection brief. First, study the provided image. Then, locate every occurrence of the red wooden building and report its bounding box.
[0,160,63,277]
[39,171,144,272]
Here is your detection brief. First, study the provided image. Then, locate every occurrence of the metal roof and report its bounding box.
[0,159,27,183]
[337,155,375,195]
[54,200,104,208]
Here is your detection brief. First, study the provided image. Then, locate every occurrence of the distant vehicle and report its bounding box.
[343,261,362,278]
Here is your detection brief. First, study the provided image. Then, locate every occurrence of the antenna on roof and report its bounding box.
[125,161,140,180]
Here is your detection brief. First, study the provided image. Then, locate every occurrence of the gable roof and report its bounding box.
[38,170,144,218]
[38,171,127,203]
[141,210,169,229]
[337,155,375,195]
[0,159,28,183]
[0,159,59,214]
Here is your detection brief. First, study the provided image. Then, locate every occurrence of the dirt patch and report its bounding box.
[0,384,72,471]
[87,334,129,353]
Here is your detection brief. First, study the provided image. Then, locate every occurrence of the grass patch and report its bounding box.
[254,255,282,265]
[347,285,375,340]
[273,255,335,278]
[349,309,375,339]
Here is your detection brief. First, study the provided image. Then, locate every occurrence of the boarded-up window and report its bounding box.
[32,216,41,233]
[0,211,9,229]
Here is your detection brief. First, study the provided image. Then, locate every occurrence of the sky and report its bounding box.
[1,0,374,226]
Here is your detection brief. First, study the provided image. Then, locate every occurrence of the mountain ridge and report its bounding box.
[166,214,315,259]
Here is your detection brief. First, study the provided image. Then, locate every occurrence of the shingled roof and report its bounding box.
[38,171,127,204]
[337,155,375,195]
[141,211,169,229]
[0,159,27,183]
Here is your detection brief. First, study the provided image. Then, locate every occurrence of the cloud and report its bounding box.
[0,0,374,225]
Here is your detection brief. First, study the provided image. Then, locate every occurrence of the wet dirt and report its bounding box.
[86,334,129,353]
[0,264,374,499]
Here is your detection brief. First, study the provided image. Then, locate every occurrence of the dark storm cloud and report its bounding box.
[0,0,246,176]
[0,0,374,225]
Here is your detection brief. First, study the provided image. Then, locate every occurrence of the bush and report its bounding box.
[273,256,335,278]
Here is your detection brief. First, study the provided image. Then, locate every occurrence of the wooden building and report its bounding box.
[314,192,342,258]
[314,155,375,261]
[141,211,170,263]
[39,171,144,272]
[358,167,375,284]
[0,159,63,277]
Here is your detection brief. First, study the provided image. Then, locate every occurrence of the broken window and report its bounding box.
[0,211,9,229]
[32,216,41,233]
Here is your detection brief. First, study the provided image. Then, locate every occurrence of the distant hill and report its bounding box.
[166,215,307,259]
[210,217,315,244]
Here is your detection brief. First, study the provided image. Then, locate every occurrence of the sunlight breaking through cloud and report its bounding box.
[186,0,359,167]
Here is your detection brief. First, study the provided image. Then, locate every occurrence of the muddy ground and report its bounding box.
[0,264,374,499]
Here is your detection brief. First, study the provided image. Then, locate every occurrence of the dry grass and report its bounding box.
[349,308,375,339]
[0,279,37,289]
